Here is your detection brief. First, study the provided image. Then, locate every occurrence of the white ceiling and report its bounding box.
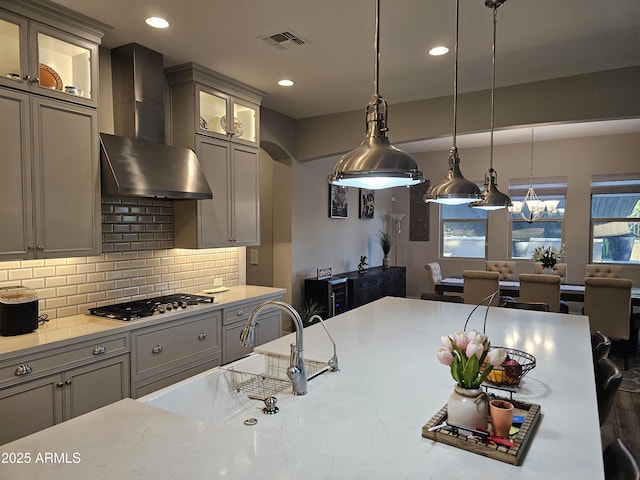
[50,0,640,121]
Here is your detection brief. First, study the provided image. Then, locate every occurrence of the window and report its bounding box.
[590,174,640,264]
[509,177,566,260]
[441,204,487,258]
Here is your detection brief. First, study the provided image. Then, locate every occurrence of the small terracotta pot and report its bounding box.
[489,399,514,438]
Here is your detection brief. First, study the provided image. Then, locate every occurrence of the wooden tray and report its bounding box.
[421,396,541,465]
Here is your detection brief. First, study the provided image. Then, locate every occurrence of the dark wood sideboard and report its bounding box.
[305,266,406,318]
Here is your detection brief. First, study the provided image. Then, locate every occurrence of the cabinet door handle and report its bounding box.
[152,344,163,354]
[56,382,64,388]
[15,364,33,376]
[198,332,207,340]
[93,345,107,355]
[65,379,72,385]
[37,245,44,250]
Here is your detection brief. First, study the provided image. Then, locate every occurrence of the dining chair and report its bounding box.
[584,277,633,368]
[485,261,516,281]
[534,262,567,283]
[423,262,442,295]
[518,273,567,313]
[595,357,623,427]
[591,331,612,365]
[503,300,550,312]
[586,264,623,278]
[420,292,463,303]
[462,270,500,306]
[603,438,640,480]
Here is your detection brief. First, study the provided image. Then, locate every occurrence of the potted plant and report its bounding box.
[379,231,391,268]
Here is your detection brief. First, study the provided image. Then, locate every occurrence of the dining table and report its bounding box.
[436,276,640,306]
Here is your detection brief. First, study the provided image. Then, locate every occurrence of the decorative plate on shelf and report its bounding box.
[220,115,244,138]
[39,63,63,90]
[199,116,208,129]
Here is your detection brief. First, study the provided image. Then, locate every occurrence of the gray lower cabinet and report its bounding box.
[0,334,130,445]
[130,310,222,398]
[222,296,283,365]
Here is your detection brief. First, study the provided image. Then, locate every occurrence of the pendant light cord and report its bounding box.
[489,4,497,171]
[452,0,459,149]
[374,0,380,97]
[529,128,535,187]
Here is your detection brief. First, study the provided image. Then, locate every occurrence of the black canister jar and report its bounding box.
[0,286,39,336]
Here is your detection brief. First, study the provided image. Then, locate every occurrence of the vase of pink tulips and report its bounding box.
[437,329,507,430]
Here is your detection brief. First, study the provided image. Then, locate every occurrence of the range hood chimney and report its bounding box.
[100,43,212,199]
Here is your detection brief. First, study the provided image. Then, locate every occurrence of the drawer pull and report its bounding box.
[56,382,64,388]
[237,309,244,316]
[93,345,107,355]
[198,332,207,340]
[152,344,163,354]
[15,364,32,376]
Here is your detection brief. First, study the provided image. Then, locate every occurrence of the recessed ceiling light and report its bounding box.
[278,79,295,87]
[428,46,449,56]
[145,17,169,29]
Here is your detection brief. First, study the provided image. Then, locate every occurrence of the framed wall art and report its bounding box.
[329,184,349,218]
[359,189,375,219]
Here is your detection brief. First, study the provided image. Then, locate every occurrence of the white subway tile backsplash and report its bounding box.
[0,197,240,319]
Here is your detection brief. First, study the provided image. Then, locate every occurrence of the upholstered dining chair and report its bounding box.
[584,277,633,369]
[420,293,463,303]
[595,357,623,427]
[603,438,640,480]
[591,331,612,365]
[486,261,516,280]
[586,264,623,278]
[534,262,567,283]
[423,262,442,295]
[518,273,567,313]
[462,270,500,306]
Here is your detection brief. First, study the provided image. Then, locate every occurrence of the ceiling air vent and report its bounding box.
[261,30,308,50]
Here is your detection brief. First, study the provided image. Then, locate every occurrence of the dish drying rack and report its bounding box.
[225,353,330,399]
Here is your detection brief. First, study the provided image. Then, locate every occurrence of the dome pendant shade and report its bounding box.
[424,147,481,204]
[329,94,424,190]
[469,168,511,210]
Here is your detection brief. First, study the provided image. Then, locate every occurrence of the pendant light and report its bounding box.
[470,0,512,210]
[328,0,424,190]
[424,0,480,205]
[509,128,560,222]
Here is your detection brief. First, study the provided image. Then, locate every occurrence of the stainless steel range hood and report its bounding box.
[100,43,212,199]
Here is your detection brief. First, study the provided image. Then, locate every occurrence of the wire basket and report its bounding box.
[224,353,329,399]
[484,347,536,386]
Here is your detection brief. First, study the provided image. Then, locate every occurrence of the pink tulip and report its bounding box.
[486,348,508,366]
[437,347,454,366]
[467,329,487,346]
[441,335,453,351]
[465,341,484,360]
[452,331,469,351]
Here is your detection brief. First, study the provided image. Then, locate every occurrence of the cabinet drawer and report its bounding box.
[0,333,129,387]
[132,311,221,381]
[223,298,281,325]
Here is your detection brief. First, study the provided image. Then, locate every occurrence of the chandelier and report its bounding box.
[508,128,559,223]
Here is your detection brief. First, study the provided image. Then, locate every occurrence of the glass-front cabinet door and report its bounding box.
[197,85,258,145]
[31,23,97,106]
[0,10,97,107]
[0,13,28,89]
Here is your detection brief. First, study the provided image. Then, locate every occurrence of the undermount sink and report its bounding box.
[138,352,329,426]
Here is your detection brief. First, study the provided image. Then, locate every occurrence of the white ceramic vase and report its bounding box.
[447,385,489,430]
[383,256,390,269]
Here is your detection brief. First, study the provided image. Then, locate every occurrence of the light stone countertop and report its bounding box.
[0,296,603,479]
[0,285,285,359]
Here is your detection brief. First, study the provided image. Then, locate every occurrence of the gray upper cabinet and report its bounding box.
[0,89,101,259]
[0,4,105,108]
[167,63,263,248]
[0,1,106,260]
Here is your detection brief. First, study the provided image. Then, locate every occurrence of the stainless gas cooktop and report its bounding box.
[88,293,214,321]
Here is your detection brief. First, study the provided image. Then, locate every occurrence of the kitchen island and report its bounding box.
[0,296,603,479]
